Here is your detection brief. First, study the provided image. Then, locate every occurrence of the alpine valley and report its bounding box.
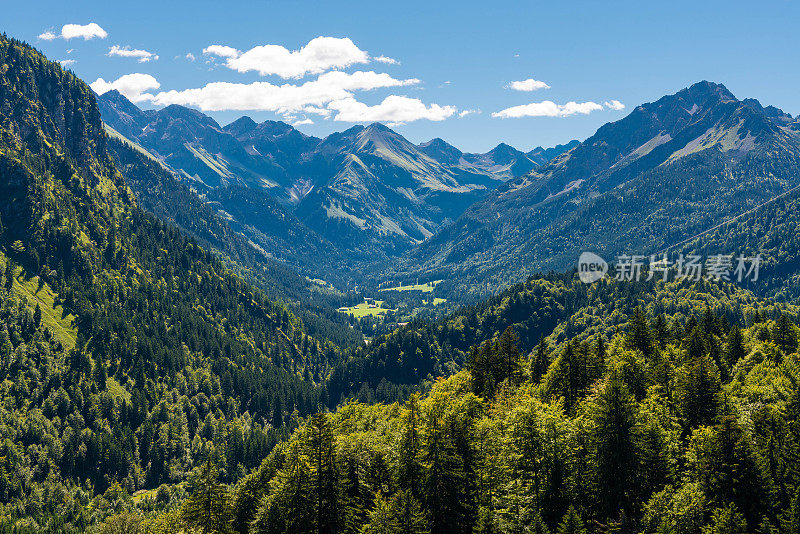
[4,31,800,534]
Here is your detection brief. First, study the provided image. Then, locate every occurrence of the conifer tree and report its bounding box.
[531,337,549,384]
[773,315,797,355]
[556,506,586,534]
[181,460,231,534]
[497,326,522,385]
[361,493,401,534]
[591,372,639,519]
[627,307,653,358]
[398,393,423,497]
[422,400,473,534]
[725,326,746,368]
[780,490,800,534]
[307,412,340,534]
[674,352,722,433]
[703,505,747,534]
[390,489,429,534]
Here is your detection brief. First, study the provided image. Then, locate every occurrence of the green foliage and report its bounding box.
[181,460,232,534]
[702,505,748,534]
[556,506,586,534]
[0,34,339,530]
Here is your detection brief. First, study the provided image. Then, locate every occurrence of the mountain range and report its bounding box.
[394,80,800,298]
[97,90,574,274]
[8,32,800,534]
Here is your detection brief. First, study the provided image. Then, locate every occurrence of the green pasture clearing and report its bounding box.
[339,301,395,318]
[380,280,442,293]
[2,253,78,351]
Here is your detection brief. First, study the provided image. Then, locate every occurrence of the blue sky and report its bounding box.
[6,0,799,152]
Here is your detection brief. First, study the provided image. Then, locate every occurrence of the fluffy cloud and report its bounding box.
[149,70,418,113]
[604,99,625,110]
[90,73,160,103]
[328,95,456,125]
[203,45,239,58]
[507,78,550,91]
[374,55,399,65]
[40,23,108,41]
[203,36,370,78]
[293,118,314,126]
[492,100,604,118]
[58,59,76,67]
[108,45,159,63]
[459,109,480,117]
[185,53,196,62]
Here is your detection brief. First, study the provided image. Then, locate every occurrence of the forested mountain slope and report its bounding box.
[105,134,362,348]
[326,273,789,403]
[98,297,800,534]
[397,81,800,299]
[0,35,344,530]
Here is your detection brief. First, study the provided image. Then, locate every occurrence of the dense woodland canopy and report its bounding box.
[87,304,800,534]
[3,33,800,534]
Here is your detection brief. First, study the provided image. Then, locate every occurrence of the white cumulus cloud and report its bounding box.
[293,118,314,126]
[108,45,159,63]
[328,95,456,125]
[374,55,399,65]
[604,99,625,110]
[507,78,550,91]
[459,109,480,117]
[40,23,108,41]
[61,23,108,40]
[492,100,604,118]
[203,36,370,78]
[58,59,76,67]
[149,70,418,113]
[90,73,160,103]
[185,53,196,62]
[203,45,240,58]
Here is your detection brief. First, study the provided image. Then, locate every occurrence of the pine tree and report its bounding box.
[422,400,473,534]
[3,265,12,291]
[497,326,522,385]
[94,356,108,390]
[652,314,669,348]
[773,315,797,354]
[531,513,551,534]
[703,504,747,534]
[674,353,721,433]
[687,326,707,361]
[626,307,653,358]
[591,372,639,519]
[390,489,429,534]
[780,490,800,534]
[307,412,340,534]
[556,506,586,534]
[531,337,549,384]
[181,460,231,534]
[725,326,746,368]
[272,396,284,429]
[398,393,423,497]
[690,415,767,528]
[361,493,401,534]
